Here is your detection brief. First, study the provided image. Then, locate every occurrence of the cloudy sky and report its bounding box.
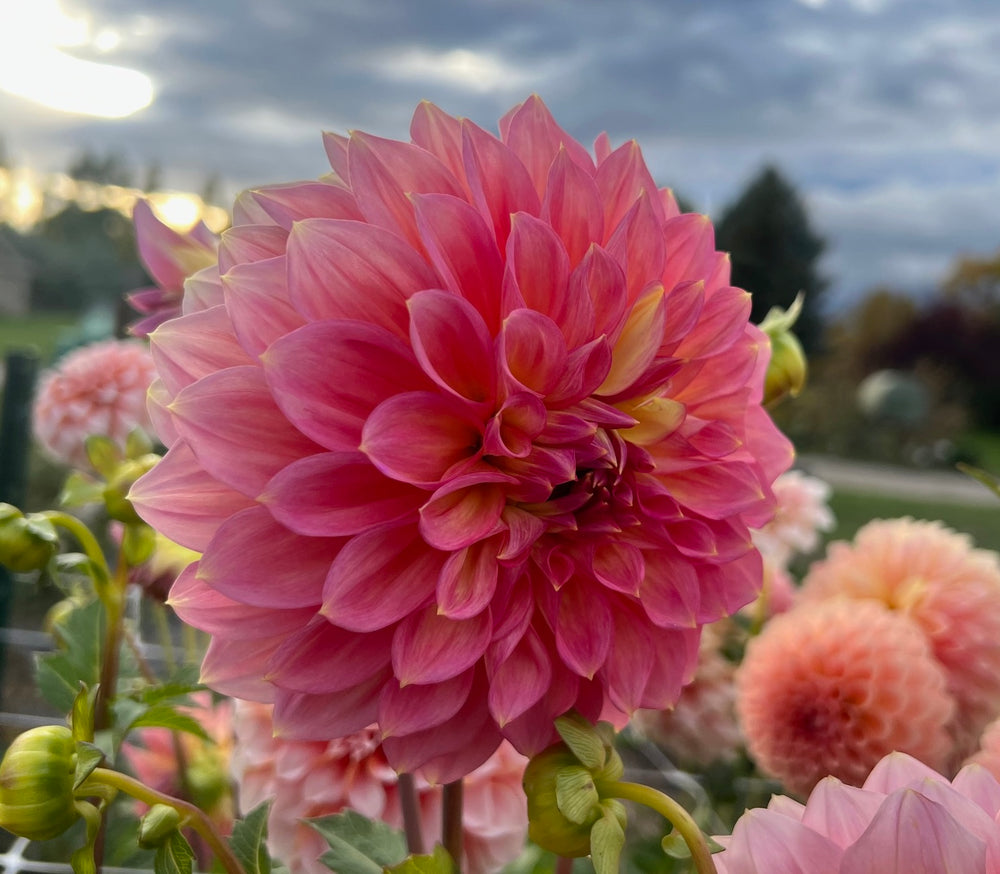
[2,0,999,310]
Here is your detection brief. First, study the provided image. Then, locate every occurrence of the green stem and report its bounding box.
[442,780,463,872]
[604,781,717,874]
[153,600,177,673]
[45,511,110,577]
[86,768,246,874]
[94,557,129,731]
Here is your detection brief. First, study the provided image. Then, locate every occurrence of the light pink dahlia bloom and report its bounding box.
[800,517,1000,760]
[737,599,955,796]
[33,339,158,469]
[752,469,833,568]
[714,752,1000,874]
[131,96,792,778]
[231,701,528,874]
[128,199,219,337]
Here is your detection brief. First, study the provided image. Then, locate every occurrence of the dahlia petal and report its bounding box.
[665,461,769,521]
[272,673,388,741]
[953,765,1000,817]
[556,581,612,678]
[200,634,285,701]
[498,507,547,562]
[196,505,336,608]
[411,193,504,333]
[169,365,323,497]
[181,264,224,313]
[285,218,440,336]
[542,148,604,276]
[484,392,548,458]
[862,752,947,794]
[147,378,179,446]
[660,213,718,294]
[597,283,666,397]
[675,285,753,360]
[222,256,306,357]
[499,308,569,398]
[247,180,363,229]
[639,625,700,709]
[548,336,614,406]
[322,130,349,179]
[265,618,394,694]
[699,549,764,619]
[322,525,443,631]
[594,140,664,237]
[408,289,496,405]
[659,279,706,351]
[264,451,422,537]
[721,809,842,874]
[437,539,501,619]
[218,224,289,274]
[746,405,796,485]
[129,441,256,551]
[361,391,483,487]
[419,479,508,551]
[392,605,492,685]
[570,242,629,341]
[605,193,666,300]
[503,212,572,329]
[801,780,884,848]
[409,101,467,190]
[487,628,552,726]
[602,607,654,713]
[592,541,644,595]
[378,669,475,737]
[264,320,431,452]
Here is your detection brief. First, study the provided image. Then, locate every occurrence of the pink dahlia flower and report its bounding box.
[800,517,1000,760]
[714,752,1000,874]
[33,339,158,470]
[128,199,219,337]
[737,599,955,796]
[231,700,528,874]
[966,718,1000,779]
[752,470,833,568]
[131,96,792,778]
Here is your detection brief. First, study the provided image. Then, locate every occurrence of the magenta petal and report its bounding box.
[265,618,394,694]
[222,256,306,357]
[271,673,388,741]
[592,541,644,595]
[247,180,363,228]
[605,193,666,300]
[408,288,496,404]
[664,461,768,520]
[169,365,323,497]
[542,148,604,274]
[130,441,255,551]
[594,140,663,236]
[504,213,572,332]
[264,451,422,537]
[361,391,483,487]
[569,243,628,341]
[263,319,430,451]
[487,628,552,726]
[322,526,443,631]
[420,478,507,551]
[200,635,285,701]
[556,582,612,679]
[500,308,568,397]
[133,200,215,289]
[437,539,501,619]
[498,507,546,562]
[659,213,717,295]
[378,669,475,737]
[640,549,700,628]
[638,625,700,709]
[601,606,654,713]
[391,605,492,685]
[410,102,467,187]
[197,505,336,608]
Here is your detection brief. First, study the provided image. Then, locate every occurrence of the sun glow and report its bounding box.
[0,0,153,118]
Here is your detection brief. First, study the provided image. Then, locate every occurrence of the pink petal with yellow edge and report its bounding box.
[419,477,508,551]
[322,130,349,179]
[602,606,654,713]
[462,119,541,251]
[499,308,568,397]
[264,618,394,694]
[592,541,644,595]
[285,218,439,337]
[264,451,422,537]
[170,365,323,498]
[542,149,604,274]
[605,193,666,301]
[547,336,613,406]
[720,808,842,874]
[660,213,717,293]
[218,224,288,273]
[181,264,224,313]
[498,507,546,562]
[129,441,255,551]
[391,605,493,685]
[410,102,467,191]
[570,242,629,341]
[247,180,363,228]
[500,95,595,197]
[147,379,179,446]
[170,565,314,640]
[200,634,286,702]
[487,627,552,726]
[150,305,253,398]
[378,669,475,737]
[437,538,501,619]
[594,139,664,236]
[411,193,504,333]
[322,525,444,632]
[196,505,337,608]
[347,130,464,249]
[556,581,612,678]
[659,279,706,351]
[263,320,430,452]
[408,289,496,405]
[801,780,884,848]
[596,283,666,397]
[271,672,388,741]
[504,212,572,328]
[484,392,548,458]
[840,790,986,874]
[361,391,483,487]
[222,256,306,357]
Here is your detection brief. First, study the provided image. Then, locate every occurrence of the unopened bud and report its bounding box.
[759,293,807,405]
[523,744,598,857]
[0,505,59,573]
[103,454,160,524]
[138,804,183,848]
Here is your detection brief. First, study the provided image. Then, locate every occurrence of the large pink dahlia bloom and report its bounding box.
[131,96,792,779]
[714,752,1000,873]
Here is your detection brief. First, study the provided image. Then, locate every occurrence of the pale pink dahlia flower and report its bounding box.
[231,701,527,874]
[800,517,1000,760]
[33,339,158,469]
[752,469,833,568]
[128,199,219,337]
[131,96,792,778]
[967,718,1000,781]
[737,599,955,796]
[714,752,1000,874]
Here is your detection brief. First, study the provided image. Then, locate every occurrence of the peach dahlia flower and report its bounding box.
[131,96,792,779]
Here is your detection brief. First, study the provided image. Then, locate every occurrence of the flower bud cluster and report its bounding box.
[0,503,59,573]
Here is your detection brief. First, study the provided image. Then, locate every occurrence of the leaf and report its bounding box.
[386,845,456,874]
[555,766,599,825]
[128,704,212,742]
[85,435,122,478]
[554,712,606,770]
[72,683,100,742]
[589,807,625,874]
[154,829,195,874]
[35,600,105,712]
[126,427,154,459]
[122,523,157,566]
[59,472,105,508]
[956,463,1000,500]
[74,741,105,790]
[52,553,110,589]
[310,810,408,874]
[228,801,273,874]
[139,676,206,705]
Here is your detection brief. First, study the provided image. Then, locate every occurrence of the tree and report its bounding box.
[715,166,827,351]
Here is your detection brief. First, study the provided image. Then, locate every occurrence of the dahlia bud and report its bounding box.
[0,504,59,573]
[103,453,160,524]
[0,725,80,841]
[759,293,807,405]
[138,803,183,848]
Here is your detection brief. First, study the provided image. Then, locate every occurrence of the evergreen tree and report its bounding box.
[715,166,827,351]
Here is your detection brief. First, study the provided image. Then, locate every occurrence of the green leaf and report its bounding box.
[555,766,599,825]
[589,807,625,874]
[139,676,206,705]
[956,463,1000,500]
[128,704,212,742]
[310,810,408,874]
[35,600,105,712]
[554,712,607,771]
[228,801,273,874]
[122,523,157,566]
[52,552,109,589]
[85,435,122,479]
[154,829,195,874]
[386,845,456,874]
[72,683,99,742]
[59,472,105,508]
[73,741,105,790]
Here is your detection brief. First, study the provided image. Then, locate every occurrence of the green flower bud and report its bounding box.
[0,725,80,841]
[523,744,598,857]
[103,454,160,524]
[759,293,808,406]
[138,804,183,848]
[0,506,59,573]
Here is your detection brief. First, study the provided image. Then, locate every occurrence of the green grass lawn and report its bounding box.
[0,313,79,365]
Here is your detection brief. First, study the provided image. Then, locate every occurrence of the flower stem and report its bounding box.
[94,557,129,731]
[86,768,246,874]
[604,781,717,874]
[442,780,463,873]
[45,511,109,574]
[397,773,425,855]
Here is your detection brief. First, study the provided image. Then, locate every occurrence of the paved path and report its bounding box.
[796,453,999,507]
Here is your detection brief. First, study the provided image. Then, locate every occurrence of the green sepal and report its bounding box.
[386,845,456,874]
[73,742,104,790]
[139,804,183,849]
[58,472,105,508]
[589,804,626,874]
[309,809,408,874]
[153,828,195,874]
[85,435,122,479]
[71,683,99,743]
[555,766,599,825]
[122,523,157,566]
[70,799,103,874]
[554,712,606,770]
